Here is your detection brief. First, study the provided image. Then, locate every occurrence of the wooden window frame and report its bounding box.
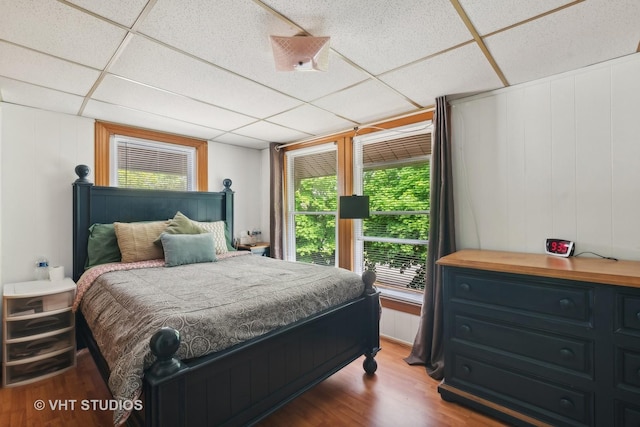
[94,121,208,190]
[281,111,433,273]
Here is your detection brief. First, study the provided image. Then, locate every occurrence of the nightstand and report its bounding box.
[237,242,270,257]
[2,277,76,387]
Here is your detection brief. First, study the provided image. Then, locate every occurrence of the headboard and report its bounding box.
[72,166,234,282]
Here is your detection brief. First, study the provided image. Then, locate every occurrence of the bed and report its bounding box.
[71,166,381,427]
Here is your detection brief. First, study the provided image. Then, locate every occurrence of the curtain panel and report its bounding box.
[269,143,284,259]
[404,96,456,379]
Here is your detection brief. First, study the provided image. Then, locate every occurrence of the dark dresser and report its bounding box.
[438,250,640,427]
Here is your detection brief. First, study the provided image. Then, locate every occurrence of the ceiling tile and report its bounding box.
[262,0,473,75]
[247,53,370,102]
[380,42,504,107]
[109,35,303,118]
[313,80,418,124]
[486,0,640,85]
[83,99,225,140]
[211,133,271,150]
[232,120,310,143]
[459,0,575,35]
[268,104,356,135]
[66,0,149,27]
[137,0,294,73]
[137,0,368,101]
[0,0,126,69]
[0,42,100,96]
[0,77,84,115]
[92,75,256,131]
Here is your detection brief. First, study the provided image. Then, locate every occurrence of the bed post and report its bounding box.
[362,270,380,374]
[222,178,234,244]
[72,165,93,282]
[148,327,186,377]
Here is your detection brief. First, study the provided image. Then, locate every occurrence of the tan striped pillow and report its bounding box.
[114,221,168,263]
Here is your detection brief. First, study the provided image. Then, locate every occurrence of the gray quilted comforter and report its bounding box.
[78,252,365,425]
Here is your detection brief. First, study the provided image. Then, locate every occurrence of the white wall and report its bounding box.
[207,142,265,243]
[0,103,3,284]
[260,148,271,242]
[0,103,266,285]
[0,103,94,284]
[450,53,640,260]
[380,307,420,346]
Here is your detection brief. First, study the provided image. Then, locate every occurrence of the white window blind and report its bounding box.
[354,122,432,291]
[285,144,338,266]
[111,135,196,191]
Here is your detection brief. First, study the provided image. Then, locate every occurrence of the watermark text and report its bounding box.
[34,399,143,411]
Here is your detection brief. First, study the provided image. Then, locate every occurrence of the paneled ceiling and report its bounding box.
[1,0,638,149]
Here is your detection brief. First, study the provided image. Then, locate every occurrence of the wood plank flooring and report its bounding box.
[0,338,506,426]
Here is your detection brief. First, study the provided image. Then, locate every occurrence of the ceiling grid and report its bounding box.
[0,0,638,149]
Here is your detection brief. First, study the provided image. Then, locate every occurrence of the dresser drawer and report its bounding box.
[451,271,592,323]
[5,329,75,363]
[4,348,75,386]
[5,289,74,317]
[452,354,592,425]
[615,401,640,427]
[5,310,74,340]
[616,348,640,391]
[453,315,592,375]
[619,294,640,334]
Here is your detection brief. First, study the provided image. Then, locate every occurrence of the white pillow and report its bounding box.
[191,220,229,254]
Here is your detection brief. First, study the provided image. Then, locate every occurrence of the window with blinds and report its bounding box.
[353,122,432,291]
[111,135,196,191]
[285,144,337,266]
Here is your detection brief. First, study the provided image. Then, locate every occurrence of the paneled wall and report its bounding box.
[380,307,420,346]
[450,53,640,260]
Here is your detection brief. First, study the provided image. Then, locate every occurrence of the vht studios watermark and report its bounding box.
[34,399,143,411]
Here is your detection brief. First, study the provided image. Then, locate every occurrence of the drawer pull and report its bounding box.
[636,311,640,321]
[559,348,575,360]
[559,398,574,410]
[559,298,575,310]
[459,283,471,292]
[461,364,472,376]
[459,324,472,335]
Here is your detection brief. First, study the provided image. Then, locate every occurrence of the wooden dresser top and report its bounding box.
[437,249,640,289]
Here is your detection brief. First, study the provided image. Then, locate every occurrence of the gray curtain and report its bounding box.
[404,96,456,379]
[269,143,284,259]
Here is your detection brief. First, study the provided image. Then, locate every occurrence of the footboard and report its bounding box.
[141,290,380,427]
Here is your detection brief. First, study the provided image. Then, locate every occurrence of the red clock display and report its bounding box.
[545,239,575,257]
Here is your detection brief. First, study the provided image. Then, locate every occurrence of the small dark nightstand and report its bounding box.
[237,242,270,257]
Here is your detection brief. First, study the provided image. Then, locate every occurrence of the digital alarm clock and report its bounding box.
[545,238,575,257]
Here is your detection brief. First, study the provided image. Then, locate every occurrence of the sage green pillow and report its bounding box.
[85,223,121,269]
[154,211,202,245]
[160,233,217,267]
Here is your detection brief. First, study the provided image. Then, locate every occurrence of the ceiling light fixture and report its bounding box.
[270,35,330,72]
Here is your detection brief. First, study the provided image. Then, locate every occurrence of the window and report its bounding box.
[285,144,338,266]
[353,122,432,291]
[94,121,208,190]
[111,135,196,191]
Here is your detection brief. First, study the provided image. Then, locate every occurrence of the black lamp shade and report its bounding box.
[339,195,370,219]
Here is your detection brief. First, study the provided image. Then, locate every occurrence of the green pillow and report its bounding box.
[86,223,121,269]
[154,211,202,245]
[160,233,217,267]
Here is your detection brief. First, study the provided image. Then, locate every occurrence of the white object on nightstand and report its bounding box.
[2,277,77,387]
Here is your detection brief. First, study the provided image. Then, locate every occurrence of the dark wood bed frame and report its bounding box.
[71,166,381,427]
